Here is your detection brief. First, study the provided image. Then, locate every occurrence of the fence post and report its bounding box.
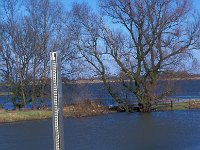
[170,100,173,110]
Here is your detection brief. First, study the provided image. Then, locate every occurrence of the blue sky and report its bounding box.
[61,0,98,10]
[193,0,200,10]
[62,0,200,11]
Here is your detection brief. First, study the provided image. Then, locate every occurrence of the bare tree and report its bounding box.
[23,0,42,108]
[99,0,200,111]
[0,0,29,108]
[0,0,70,109]
[67,3,123,104]
[24,0,67,107]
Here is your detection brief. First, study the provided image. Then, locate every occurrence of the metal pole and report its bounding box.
[50,51,64,150]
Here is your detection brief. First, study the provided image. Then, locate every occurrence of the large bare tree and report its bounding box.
[99,0,200,111]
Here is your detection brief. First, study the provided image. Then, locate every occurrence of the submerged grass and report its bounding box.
[154,100,200,111]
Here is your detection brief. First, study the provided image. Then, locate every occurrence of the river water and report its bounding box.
[1,110,200,150]
[63,79,200,105]
[1,79,200,108]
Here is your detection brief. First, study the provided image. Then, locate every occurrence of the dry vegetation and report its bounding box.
[63,100,110,117]
[188,100,200,109]
[0,100,111,123]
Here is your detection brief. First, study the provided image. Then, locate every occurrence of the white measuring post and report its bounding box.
[50,51,64,150]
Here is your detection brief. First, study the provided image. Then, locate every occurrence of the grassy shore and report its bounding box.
[0,110,52,123]
[0,92,13,96]
[1,100,200,123]
[0,100,110,123]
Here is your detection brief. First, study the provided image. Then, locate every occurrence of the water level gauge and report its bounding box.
[50,51,64,150]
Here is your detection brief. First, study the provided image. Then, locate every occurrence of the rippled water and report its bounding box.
[1,110,200,150]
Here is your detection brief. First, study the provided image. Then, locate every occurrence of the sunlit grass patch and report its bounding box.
[0,110,52,123]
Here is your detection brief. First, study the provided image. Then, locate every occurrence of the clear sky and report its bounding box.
[193,0,200,10]
[61,0,98,10]
[62,0,200,11]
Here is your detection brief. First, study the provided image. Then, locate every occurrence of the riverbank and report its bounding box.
[0,100,110,123]
[0,100,200,123]
[63,100,111,117]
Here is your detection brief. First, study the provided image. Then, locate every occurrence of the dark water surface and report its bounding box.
[1,110,200,150]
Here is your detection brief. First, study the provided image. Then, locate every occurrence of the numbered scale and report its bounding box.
[50,52,64,150]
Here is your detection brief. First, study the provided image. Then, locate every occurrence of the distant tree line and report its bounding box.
[0,0,200,112]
